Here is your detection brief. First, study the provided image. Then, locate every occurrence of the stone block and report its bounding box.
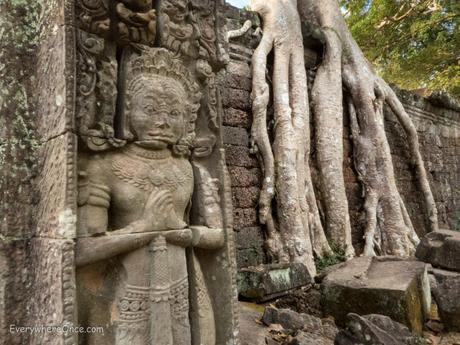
[238,303,269,345]
[223,126,250,146]
[233,208,258,229]
[321,256,430,333]
[222,88,251,110]
[229,166,261,187]
[335,313,422,345]
[225,61,252,91]
[236,247,267,269]
[232,187,259,208]
[431,268,460,331]
[235,227,265,249]
[238,263,313,302]
[225,145,259,168]
[416,230,460,272]
[35,133,77,239]
[28,238,77,345]
[261,306,322,332]
[223,107,252,128]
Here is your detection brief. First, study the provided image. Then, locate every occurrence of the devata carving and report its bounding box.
[76,48,228,345]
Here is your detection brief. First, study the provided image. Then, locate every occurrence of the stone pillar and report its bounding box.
[1,1,239,345]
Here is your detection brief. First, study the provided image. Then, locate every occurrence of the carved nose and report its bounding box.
[153,119,170,129]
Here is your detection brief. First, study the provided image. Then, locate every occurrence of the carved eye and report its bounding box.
[171,110,180,117]
[144,105,155,113]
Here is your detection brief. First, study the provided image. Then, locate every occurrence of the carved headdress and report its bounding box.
[121,48,202,155]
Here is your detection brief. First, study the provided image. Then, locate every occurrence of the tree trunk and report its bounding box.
[249,0,438,269]
[297,0,438,256]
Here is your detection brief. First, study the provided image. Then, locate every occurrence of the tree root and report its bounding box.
[248,0,438,268]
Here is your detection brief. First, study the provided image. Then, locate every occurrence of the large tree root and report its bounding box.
[298,0,438,256]
[250,0,332,276]
[249,0,438,270]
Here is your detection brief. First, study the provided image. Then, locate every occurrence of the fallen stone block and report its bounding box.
[431,268,460,331]
[287,331,333,345]
[321,256,430,333]
[416,230,460,272]
[237,263,313,302]
[262,306,322,333]
[335,313,423,345]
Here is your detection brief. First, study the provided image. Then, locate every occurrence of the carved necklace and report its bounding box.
[112,145,192,192]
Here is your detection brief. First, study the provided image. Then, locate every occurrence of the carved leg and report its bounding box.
[188,252,216,345]
[167,244,192,345]
[149,236,174,345]
[114,246,151,345]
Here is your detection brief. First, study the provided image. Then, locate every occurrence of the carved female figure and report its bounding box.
[76,48,221,345]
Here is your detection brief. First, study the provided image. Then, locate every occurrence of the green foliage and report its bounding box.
[340,0,460,99]
[315,244,347,272]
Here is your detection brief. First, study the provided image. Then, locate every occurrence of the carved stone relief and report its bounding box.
[73,1,239,344]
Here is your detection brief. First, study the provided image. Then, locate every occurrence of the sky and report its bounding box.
[227,0,249,8]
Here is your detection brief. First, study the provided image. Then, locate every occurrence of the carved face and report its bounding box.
[130,77,187,150]
[163,0,188,22]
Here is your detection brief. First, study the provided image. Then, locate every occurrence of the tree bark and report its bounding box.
[298,0,437,256]
[249,0,438,271]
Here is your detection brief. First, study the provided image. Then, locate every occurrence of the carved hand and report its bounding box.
[142,189,187,231]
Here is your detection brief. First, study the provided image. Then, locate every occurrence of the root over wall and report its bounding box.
[223,5,460,269]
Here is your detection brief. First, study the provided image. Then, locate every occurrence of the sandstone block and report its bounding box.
[416,230,460,272]
[238,263,313,302]
[223,126,250,146]
[335,313,422,345]
[232,187,259,208]
[261,306,322,333]
[223,107,252,128]
[229,166,261,187]
[321,256,430,333]
[236,246,267,269]
[222,88,251,110]
[225,145,259,168]
[431,268,460,331]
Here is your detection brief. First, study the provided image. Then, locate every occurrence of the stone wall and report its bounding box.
[223,6,460,269]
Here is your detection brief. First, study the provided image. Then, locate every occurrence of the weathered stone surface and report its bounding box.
[262,306,322,332]
[229,166,261,187]
[321,256,430,333]
[232,186,260,208]
[236,246,267,269]
[260,306,337,345]
[238,302,270,345]
[222,88,251,110]
[223,125,250,146]
[29,238,77,345]
[225,145,259,168]
[233,208,259,229]
[431,268,460,331]
[225,61,252,91]
[287,331,333,345]
[238,263,313,302]
[335,313,423,345]
[35,132,77,239]
[416,230,460,272]
[274,285,323,317]
[224,107,253,129]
